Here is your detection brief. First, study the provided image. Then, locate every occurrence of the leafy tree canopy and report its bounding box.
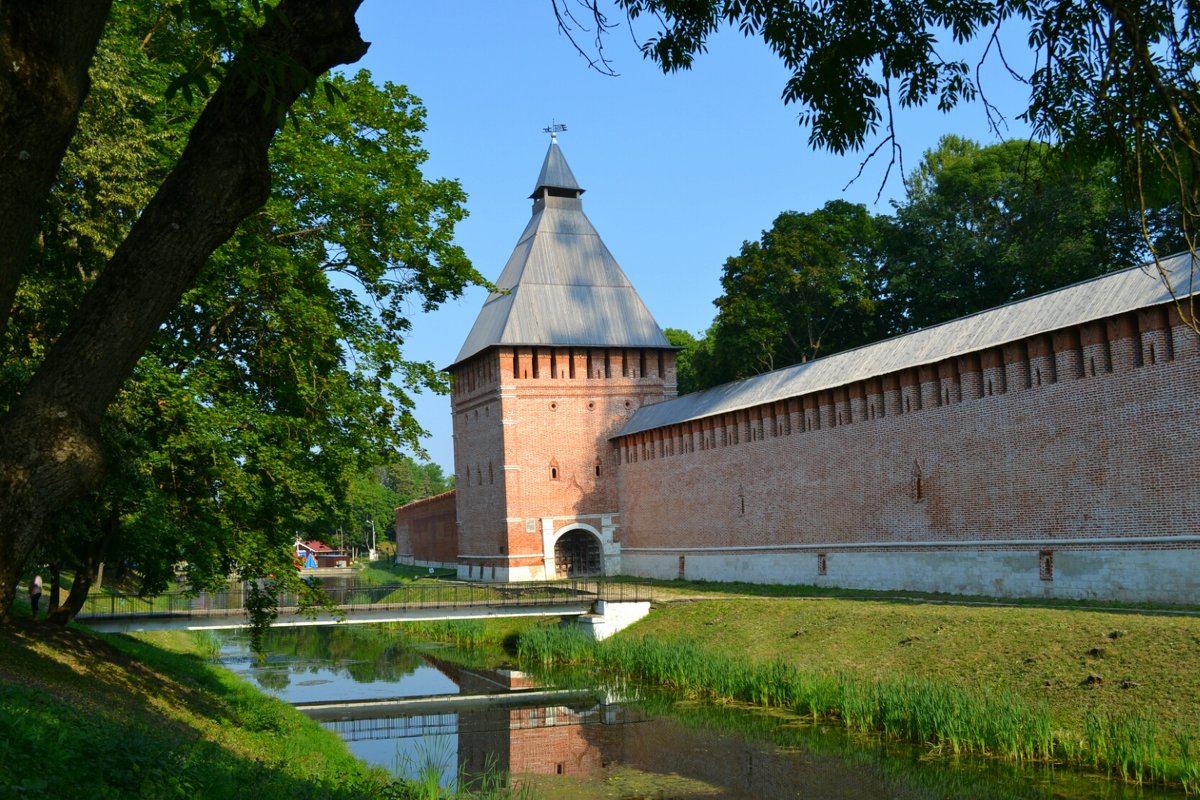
[686,137,1169,390]
[563,0,1200,297]
[4,2,479,627]
[707,200,891,381]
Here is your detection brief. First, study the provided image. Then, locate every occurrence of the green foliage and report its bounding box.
[517,624,1200,791]
[395,739,538,800]
[6,4,480,620]
[311,457,453,552]
[682,137,1170,390]
[610,1,1200,272]
[662,327,711,395]
[704,200,890,382]
[0,629,403,799]
[886,136,1173,332]
[615,0,991,156]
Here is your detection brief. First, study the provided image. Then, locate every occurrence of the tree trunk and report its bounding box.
[0,1,110,333]
[47,524,111,625]
[47,564,61,617]
[0,0,368,618]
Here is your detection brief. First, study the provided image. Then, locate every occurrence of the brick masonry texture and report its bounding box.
[392,490,457,568]
[401,344,676,580]
[396,298,1200,602]
[613,304,1199,602]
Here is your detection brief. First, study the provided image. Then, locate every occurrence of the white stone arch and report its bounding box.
[552,520,602,543]
[550,523,604,578]
[539,515,621,580]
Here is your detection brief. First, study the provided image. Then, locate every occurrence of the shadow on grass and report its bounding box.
[0,621,402,799]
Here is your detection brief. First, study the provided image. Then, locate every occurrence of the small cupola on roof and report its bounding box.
[530,137,584,202]
[452,139,671,367]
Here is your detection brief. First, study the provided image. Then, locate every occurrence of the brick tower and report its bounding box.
[447,137,676,581]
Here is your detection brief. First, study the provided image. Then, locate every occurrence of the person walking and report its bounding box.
[29,574,42,621]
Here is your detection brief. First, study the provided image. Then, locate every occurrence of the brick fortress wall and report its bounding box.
[615,303,1200,603]
[449,344,676,580]
[393,490,457,569]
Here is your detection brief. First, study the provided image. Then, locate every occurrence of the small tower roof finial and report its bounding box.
[530,123,582,198]
[543,120,567,143]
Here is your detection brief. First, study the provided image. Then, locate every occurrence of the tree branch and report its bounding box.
[0,1,111,334]
[0,0,369,616]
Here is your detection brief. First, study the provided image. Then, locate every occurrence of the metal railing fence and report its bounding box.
[75,578,653,620]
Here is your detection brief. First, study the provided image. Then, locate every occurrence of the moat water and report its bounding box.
[216,626,1187,799]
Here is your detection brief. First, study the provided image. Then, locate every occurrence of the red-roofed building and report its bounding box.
[295,540,349,569]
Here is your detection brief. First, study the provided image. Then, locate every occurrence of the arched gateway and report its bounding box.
[554,529,603,578]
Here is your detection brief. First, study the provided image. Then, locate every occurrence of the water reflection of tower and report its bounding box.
[451,664,629,790]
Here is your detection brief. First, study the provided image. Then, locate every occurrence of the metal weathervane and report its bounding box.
[543,121,567,142]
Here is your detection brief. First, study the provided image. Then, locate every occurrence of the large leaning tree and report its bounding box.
[0,0,376,617]
[559,0,1200,310]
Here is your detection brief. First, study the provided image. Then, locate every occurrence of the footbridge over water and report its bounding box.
[76,580,652,639]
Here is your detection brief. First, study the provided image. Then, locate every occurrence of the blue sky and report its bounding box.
[351,2,1035,471]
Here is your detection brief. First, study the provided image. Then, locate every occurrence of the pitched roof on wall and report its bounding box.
[619,253,1198,437]
[452,141,670,367]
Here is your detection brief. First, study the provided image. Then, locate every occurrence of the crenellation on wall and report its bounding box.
[843,383,861,424]
[1138,305,1171,366]
[596,303,1194,493]
[918,363,939,409]
[1052,328,1084,381]
[814,390,831,428]
[1078,321,1109,377]
[798,394,814,431]
[1168,305,1200,360]
[496,347,515,381]
[1003,340,1031,393]
[1027,333,1054,387]
[602,349,619,379]
[615,312,1200,601]
[957,353,983,400]
[900,368,920,413]
[1107,313,1139,371]
[936,359,961,405]
[881,373,902,416]
[830,387,843,426]
[660,350,678,397]
[978,347,1003,396]
[862,378,880,420]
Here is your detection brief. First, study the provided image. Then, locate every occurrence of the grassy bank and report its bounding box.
[518,597,1200,792]
[0,620,404,799]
